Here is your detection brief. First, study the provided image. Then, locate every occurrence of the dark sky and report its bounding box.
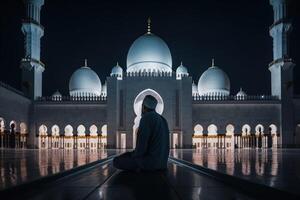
[0,0,299,96]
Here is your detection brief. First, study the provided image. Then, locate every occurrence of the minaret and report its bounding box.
[20,0,45,100]
[269,0,296,147]
[269,0,295,99]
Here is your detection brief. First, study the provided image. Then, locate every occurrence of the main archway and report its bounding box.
[132,89,164,148]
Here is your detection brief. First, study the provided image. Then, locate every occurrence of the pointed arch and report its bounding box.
[242,124,251,136]
[0,117,5,132]
[133,88,164,116]
[39,124,47,136]
[10,120,17,132]
[207,124,218,135]
[226,124,234,136]
[51,125,60,136]
[64,125,73,136]
[77,125,86,136]
[269,124,277,135]
[194,124,203,135]
[20,122,27,134]
[255,124,264,136]
[89,125,98,136]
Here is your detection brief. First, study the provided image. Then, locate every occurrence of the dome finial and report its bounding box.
[116,62,119,66]
[147,17,151,34]
[211,58,215,67]
[84,59,88,67]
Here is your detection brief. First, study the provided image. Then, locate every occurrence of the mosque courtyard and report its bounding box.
[0,0,299,199]
[0,148,299,199]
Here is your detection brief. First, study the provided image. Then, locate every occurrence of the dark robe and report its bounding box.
[133,110,170,170]
[113,110,170,171]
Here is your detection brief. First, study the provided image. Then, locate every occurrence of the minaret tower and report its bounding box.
[269,0,295,100]
[269,0,296,147]
[20,0,45,100]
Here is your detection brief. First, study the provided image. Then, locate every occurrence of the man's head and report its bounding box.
[142,95,158,114]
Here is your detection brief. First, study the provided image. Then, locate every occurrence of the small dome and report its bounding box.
[198,60,230,96]
[127,26,172,73]
[52,90,62,97]
[236,88,247,96]
[192,81,198,96]
[176,62,189,79]
[52,90,62,101]
[110,62,123,79]
[69,61,102,97]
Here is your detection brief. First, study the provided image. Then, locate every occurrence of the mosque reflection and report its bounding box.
[169,149,300,194]
[171,149,279,177]
[1,149,299,195]
[0,149,111,190]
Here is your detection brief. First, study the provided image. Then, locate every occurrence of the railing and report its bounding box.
[268,57,293,67]
[36,95,107,102]
[0,81,25,96]
[111,71,192,78]
[21,57,45,67]
[22,19,45,30]
[192,94,279,101]
[124,71,174,77]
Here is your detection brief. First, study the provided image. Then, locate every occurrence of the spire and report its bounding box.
[180,61,183,66]
[211,58,215,67]
[84,59,88,67]
[116,62,119,67]
[147,17,151,34]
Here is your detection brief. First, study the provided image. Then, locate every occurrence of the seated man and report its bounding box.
[113,95,170,171]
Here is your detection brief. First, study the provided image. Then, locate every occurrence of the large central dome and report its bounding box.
[126,33,172,73]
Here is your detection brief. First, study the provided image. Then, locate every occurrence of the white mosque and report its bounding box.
[0,0,299,150]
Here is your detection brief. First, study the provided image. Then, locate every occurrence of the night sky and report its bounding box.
[0,0,299,96]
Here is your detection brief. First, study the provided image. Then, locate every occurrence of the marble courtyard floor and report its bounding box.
[0,148,300,198]
[170,148,300,196]
[0,149,118,190]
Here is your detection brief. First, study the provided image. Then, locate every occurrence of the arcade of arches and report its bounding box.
[0,116,295,149]
[38,124,108,149]
[192,124,280,149]
[0,118,28,148]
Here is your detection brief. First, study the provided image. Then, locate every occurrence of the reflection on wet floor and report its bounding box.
[170,149,300,196]
[10,161,252,200]
[1,148,300,198]
[0,149,117,190]
[86,162,253,200]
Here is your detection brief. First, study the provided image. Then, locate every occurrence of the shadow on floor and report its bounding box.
[89,170,180,200]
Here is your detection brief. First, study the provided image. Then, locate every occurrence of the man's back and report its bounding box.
[133,111,170,170]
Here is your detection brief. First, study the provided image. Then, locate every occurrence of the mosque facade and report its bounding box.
[0,0,300,149]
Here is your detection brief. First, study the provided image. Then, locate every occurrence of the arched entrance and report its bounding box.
[132,89,164,148]
[255,124,264,148]
[269,124,277,148]
[38,125,48,149]
[51,125,60,149]
[193,124,204,149]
